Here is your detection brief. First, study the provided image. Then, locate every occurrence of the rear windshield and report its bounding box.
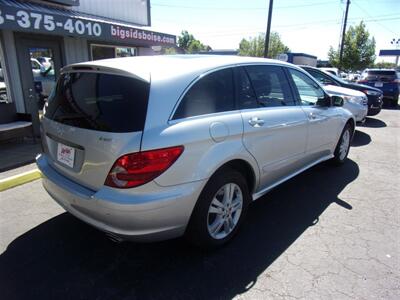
[45,72,149,132]
[367,70,396,76]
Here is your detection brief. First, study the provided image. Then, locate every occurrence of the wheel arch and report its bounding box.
[212,159,257,195]
[346,117,356,139]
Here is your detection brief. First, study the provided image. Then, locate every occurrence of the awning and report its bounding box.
[0,0,176,47]
[379,49,400,56]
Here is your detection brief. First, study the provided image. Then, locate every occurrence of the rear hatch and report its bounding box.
[42,70,150,191]
[361,70,397,91]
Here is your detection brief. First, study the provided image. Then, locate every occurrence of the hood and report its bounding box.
[347,82,382,93]
[324,85,366,97]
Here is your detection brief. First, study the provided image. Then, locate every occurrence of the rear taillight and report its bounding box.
[393,79,400,83]
[357,79,368,84]
[105,146,184,188]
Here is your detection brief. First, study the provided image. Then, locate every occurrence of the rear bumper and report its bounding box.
[382,92,399,99]
[37,154,205,242]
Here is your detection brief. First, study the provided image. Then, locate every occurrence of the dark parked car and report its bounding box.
[358,69,400,107]
[301,66,383,116]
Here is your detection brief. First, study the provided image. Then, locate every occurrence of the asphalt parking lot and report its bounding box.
[0,107,399,300]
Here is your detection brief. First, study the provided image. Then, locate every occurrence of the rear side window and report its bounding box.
[173,68,234,119]
[45,72,149,132]
[245,65,295,107]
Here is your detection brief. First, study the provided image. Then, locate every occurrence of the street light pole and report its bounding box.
[339,0,350,65]
[264,0,274,58]
[390,38,400,65]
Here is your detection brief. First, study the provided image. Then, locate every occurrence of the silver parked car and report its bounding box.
[37,55,355,248]
[323,84,368,123]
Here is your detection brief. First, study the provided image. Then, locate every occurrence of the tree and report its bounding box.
[374,61,397,69]
[238,32,290,58]
[328,21,376,71]
[177,30,194,50]
[177,30,211,54]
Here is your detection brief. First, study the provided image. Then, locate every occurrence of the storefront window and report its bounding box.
[116,47,136,57]
[91,44,137,60]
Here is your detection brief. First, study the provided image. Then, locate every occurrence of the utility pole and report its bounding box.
[264,0,274,58]
[339,0,350,65]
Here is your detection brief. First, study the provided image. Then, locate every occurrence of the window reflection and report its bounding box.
[29,48,56,110]
[91,44,137,60]
[0,59,10,104]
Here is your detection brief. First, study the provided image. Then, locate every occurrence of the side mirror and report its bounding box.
[331,95,344,107]
[316,95,331,107]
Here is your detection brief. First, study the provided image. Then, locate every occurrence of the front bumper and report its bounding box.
[345,102,368,122]
[37,154,205,242]
[367,94,382,115]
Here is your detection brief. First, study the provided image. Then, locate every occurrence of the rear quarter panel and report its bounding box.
[141,111,260,189]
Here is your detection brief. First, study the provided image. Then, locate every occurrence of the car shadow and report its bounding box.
[382,100,399,110]
[0,160,359,300]
[363,117,387,128]
[351,130,371,147]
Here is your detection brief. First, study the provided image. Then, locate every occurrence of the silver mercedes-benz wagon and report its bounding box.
[37,55,355,248]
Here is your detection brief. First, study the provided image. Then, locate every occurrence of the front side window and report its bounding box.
[288,69,325,105]
[245,65,295,107]
[173,68,234,119]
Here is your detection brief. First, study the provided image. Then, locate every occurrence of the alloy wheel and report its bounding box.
[339,129,350,160]
[207,183,243,240]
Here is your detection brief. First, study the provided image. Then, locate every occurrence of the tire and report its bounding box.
[391,97,398,107]
[185,168,251,249]
[331,123,352,165]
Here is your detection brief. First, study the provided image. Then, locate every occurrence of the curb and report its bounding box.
[0,158,36,173]
[0,169,42,192]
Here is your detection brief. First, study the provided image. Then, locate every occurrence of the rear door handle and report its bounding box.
[248,117,265,127]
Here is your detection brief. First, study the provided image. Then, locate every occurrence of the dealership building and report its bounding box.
[0,0,176,133]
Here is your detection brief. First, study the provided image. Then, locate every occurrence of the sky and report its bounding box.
[149,0,400,63]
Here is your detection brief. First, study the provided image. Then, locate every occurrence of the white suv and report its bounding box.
[37,55,355,248]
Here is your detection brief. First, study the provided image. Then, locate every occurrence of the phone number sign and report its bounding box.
[0,5,176,46]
